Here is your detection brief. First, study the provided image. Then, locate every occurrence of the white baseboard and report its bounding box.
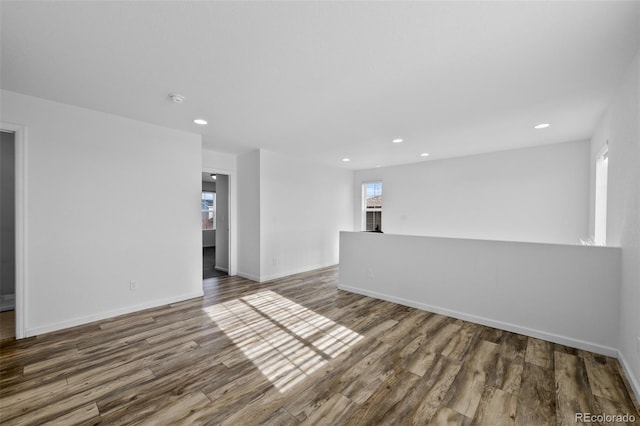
[338,284,618,358]
[618,349,640,405]
[214,266,228,273]
[25,290,204,337]
[237,271,260,282]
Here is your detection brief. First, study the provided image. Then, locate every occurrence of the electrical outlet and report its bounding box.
[367,268,374,278]
[129,280,138,291]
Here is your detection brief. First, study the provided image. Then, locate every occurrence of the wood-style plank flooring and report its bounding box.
[1,266,639,425]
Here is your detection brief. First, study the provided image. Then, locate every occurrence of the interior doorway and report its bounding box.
[1,130,16,340]
[201,172,230,279]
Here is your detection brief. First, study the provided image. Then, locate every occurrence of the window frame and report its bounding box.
[362,181,383,232]
[201,191,216,231]
[594,146,608,245]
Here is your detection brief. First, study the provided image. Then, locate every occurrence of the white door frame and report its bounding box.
[2,122,26,339]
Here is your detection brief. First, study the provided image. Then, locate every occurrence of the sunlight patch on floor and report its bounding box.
[203,290,363,392]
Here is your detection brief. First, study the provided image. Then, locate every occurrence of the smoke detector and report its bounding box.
[169,93,185,104]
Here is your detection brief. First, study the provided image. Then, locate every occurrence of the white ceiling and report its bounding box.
[2,1,639,170]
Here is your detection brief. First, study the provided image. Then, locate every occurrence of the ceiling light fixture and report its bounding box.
[392,139,403,143]
[342,158,351,162]
[534,123,550,129]
[194,119,208,125]
[211,174,217,179]
[169,93,185,103]
[420,153,430,157]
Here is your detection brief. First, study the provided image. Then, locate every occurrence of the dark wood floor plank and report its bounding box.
[136,390,212,426]
[442,367,486,419]
[514,362,556,426]
[554,351,599,425]
[472,386,518,426]
[584,351,636,407]
[427,406,473,426]
[378,354,461,424]
[344,368,422,425]
[524,337,552,369]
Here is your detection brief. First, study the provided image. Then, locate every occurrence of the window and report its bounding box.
[594,148,608,245]
[202,191,216,230]
[362,181,382,231]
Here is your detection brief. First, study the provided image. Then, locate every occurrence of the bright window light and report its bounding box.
[203,290,363,393]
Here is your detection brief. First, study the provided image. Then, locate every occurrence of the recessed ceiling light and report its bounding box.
[194,119,208,125]
[342,158,351,162]
[210,174,216,179]
[420,153,430,157]
[534,123,550,129]
[392,139,403,144]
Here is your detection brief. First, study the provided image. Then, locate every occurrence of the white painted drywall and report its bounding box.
[259,150,353,281]
[215,174,229,271]
[353,140,590,245]
[339,231,621,355]
[202,148,236,173]
[1,90,203,336]
[1,131,16,297]
[590,50,640,398]
[237,150,261,280]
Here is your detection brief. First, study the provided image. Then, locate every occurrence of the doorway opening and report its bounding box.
[202,172,229,279]
[1,130,16,340]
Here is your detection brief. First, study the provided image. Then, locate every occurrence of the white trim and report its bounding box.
[618,349,640,404]
[338,283,619,358]
[237,271,260,282]
[361,180,383,231]
[1,122,26,339]
[25,290,204,337]
[214,266,228,273]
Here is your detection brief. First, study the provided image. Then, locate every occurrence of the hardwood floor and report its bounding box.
[1,266,638,425]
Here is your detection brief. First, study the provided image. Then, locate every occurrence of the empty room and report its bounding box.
[1,1,639,425]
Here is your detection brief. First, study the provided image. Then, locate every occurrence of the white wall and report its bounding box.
[202,149,236,173]
[260,150,353,281]
[1,90,203,336]
[237,150,261,280]
[590,51,640,398]
[354,140,590,245]
[339,231,621,355]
